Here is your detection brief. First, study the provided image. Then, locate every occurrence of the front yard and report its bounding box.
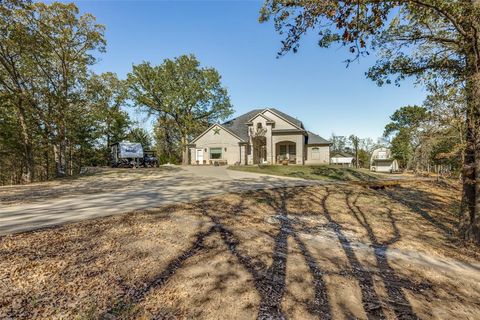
[1,180,479,319]
[228,164,387,181]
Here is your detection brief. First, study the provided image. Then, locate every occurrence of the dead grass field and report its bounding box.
[1,181,479,319]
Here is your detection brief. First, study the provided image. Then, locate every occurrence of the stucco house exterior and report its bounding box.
[188,108,331,165]
[370,147,399,173]
[330,152,354,167]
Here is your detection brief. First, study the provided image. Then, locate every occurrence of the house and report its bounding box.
[330,152,354,167]
[370,147,399,173]
[188,108,331,165]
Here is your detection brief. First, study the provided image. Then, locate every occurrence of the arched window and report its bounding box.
[257,122,263,130]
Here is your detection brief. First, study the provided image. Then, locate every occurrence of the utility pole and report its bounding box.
[354,136,359,168]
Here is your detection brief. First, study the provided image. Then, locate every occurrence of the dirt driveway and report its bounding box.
[0,166,317,235]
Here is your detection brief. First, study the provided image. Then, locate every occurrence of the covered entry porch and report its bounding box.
[275,141,298,164]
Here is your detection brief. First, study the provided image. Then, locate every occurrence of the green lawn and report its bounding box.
[228,165,382,181]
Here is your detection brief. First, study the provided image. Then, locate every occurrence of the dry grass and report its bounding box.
[1,181,479,319]
[228,164,383,181]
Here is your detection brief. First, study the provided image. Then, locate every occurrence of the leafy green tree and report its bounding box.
[357,137,376,168]
[430,132,463,171]
[0,94,25,183]
[386,92,465,173]
[127,128,152,150]
[348,135,360,168]
[0,1,109,182]
[330,134,347,154]
[153,115,181,164]
[260,0,480,243]
[357,149,370,169]
[29,2,105,177]
[0,0,40,182]
[87,72,131,148]
[425,83,466,168]
[0,1,105,179]
[384,106,429,137]
[384,105,429,168]
[390,129,415,169]
[127,54,233,165]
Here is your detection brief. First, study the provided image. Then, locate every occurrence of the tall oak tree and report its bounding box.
[260,0,480,243]
[127,54,233,165]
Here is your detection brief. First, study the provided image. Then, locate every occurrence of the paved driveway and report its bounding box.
[0,166,319,236]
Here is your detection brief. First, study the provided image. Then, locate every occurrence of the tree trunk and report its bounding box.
[181,135,189,165]
[460,66,480,244]
[55,129,67,178]
[16,100,34,183]
[355,138,359,168]
[68,141,73,176]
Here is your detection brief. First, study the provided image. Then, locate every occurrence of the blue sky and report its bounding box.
[68,0,426,140]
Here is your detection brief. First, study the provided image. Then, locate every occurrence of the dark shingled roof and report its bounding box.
[222,109,263,141]
[306,131,331,145]
[222,108,328,144]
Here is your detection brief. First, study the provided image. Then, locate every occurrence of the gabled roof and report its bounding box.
[246,112,275,124]
[306,131,331,145]
[203,108,329,145]
[223,108,306,140]
[246,108,304,130]
[222,109,263,141]
[190,123,244,143]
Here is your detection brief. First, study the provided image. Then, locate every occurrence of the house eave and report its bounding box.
[272,129,307,135]
[307,143,331,146]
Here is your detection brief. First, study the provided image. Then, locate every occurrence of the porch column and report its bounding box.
[296,136,304,165]
[266,133,272,164]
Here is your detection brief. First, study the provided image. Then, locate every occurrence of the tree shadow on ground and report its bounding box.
[253,187,331,318]
[101,185,433,319]
[308,186,435,319]
[380,184,457,238]
[307,188,387,319]
[100,188,332,319]
[345,189,423,318]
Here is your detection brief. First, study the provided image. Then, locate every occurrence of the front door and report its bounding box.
[260,145,267,163]
[196,149,204,163]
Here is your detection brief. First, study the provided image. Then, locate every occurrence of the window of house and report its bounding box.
[257,122,263,130]
[288,145,296,155]
[279,144,296,155]
[210,147,222,159]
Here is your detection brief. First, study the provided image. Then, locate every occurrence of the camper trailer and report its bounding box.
[111,142,144,168]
